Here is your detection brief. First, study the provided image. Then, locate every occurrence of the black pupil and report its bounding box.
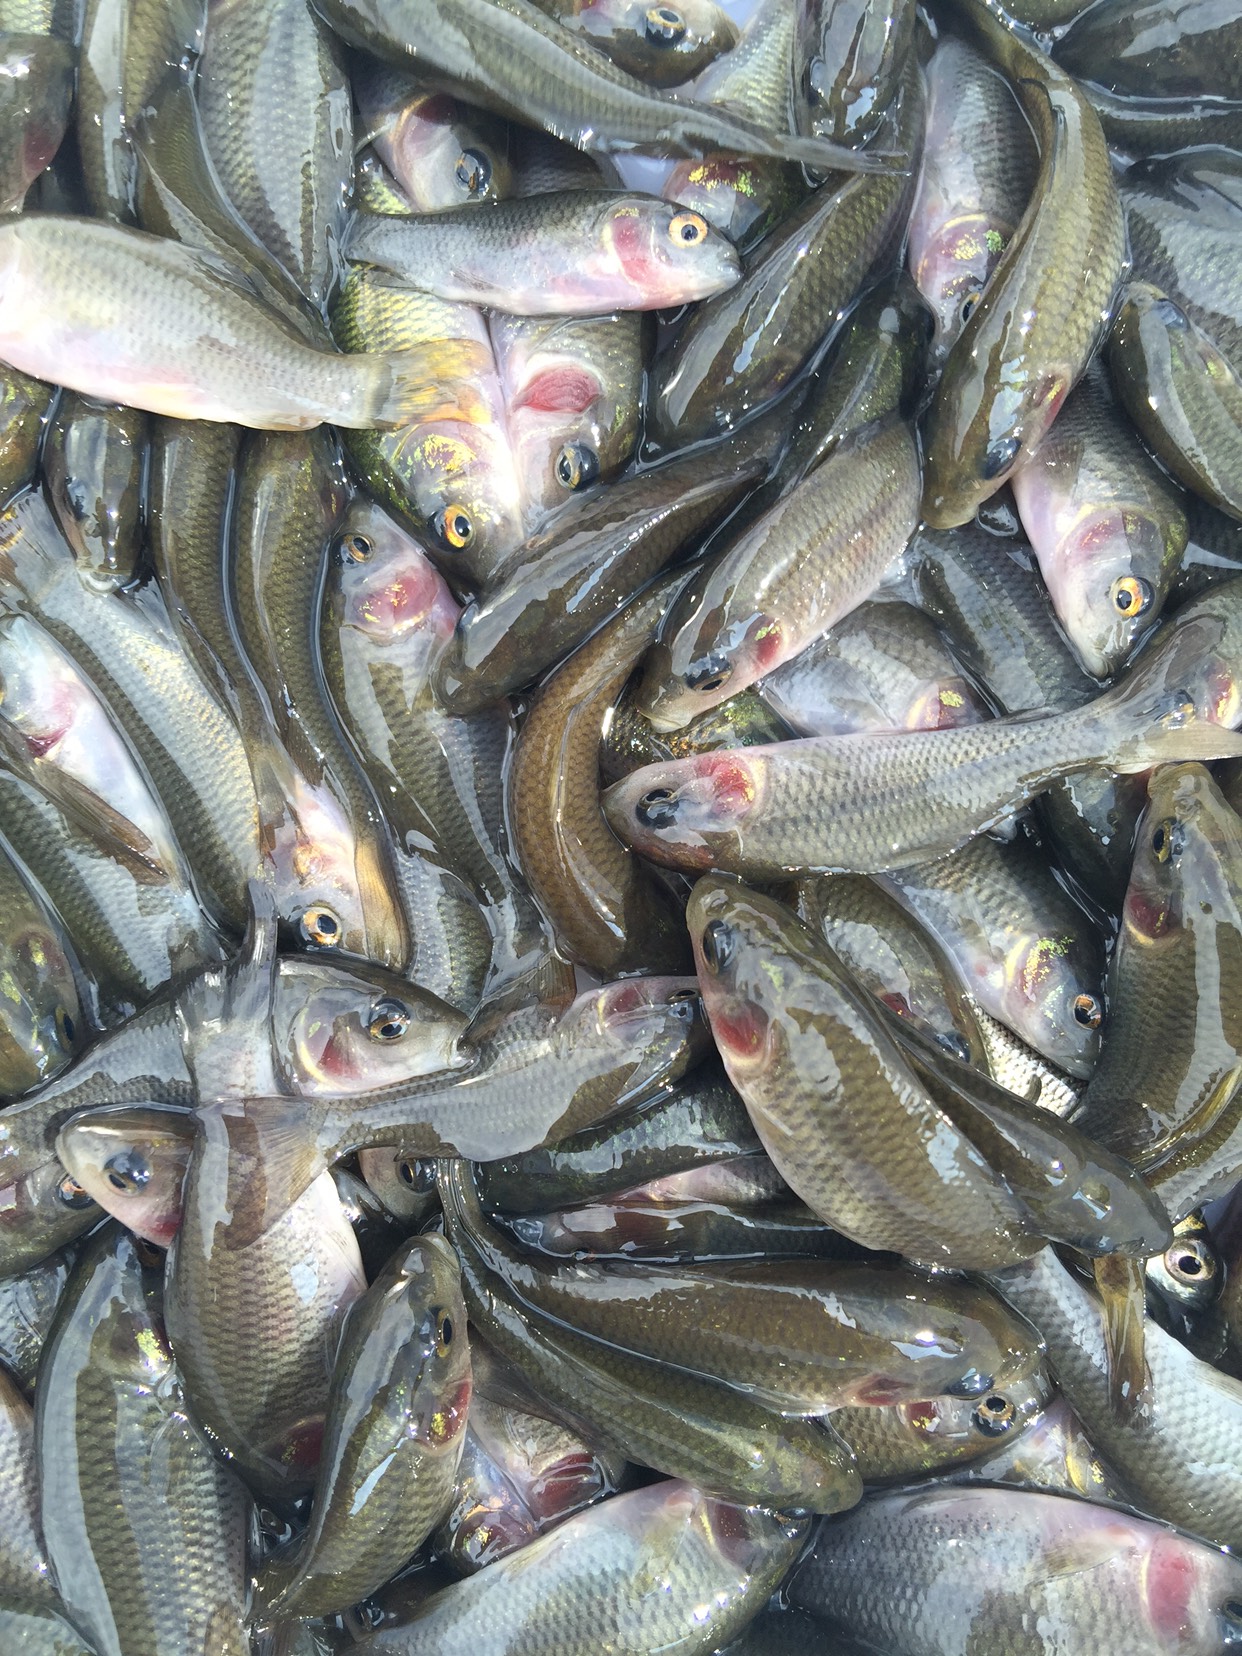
[440,1315,453,1347]
[61,1013,75,1042]
[457,149,490,192]
[1177,1252,1202,1276]
[1153,827,1166,854]
[983,1395,1007,1415]
[1074,998,1098,1027]
[1224,1599,1242,1623]
[399,1159,417,1186]
[702,919,734,973]
[450,512,469,540]
[1118,587,1134,611]
[680,220,698,241]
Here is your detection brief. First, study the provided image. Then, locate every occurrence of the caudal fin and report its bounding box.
[1089,611,1242,772]
[348,340,492,430]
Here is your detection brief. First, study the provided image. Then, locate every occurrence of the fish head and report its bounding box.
[1055,1145,1173,1258]
[912,211,1013,360]
[894,1361,1053,1458]
[375,88,512,211]
[272,956,468,1097]
[603,199,740,308]
[1138,1527,1242,1651]
[0,1152,100,1276]
[686,876,800,1078]
[372,1232,472,1457]
[1126,763,1242,949]
[469,1388,617,1525]
[565,974,709,1079]
[0,915,82,1096]
[663,156,790,252]
[55,1104,192,1247]
[602,752,765,872]
[583,0,739,71]
[997,922,1103,1081]
[357,1145,439,1223]
[330,498,460,653]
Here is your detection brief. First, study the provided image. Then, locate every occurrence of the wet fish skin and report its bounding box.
[791,872,989,1068]
[529,0,739,85]
[0,833,83,1099]
[36,1226,252,1656]
[0,216,479,430]
[0,1247,73,1389]
[604,613,1242,879]
[1084,85,1242,159]
[795,0,917,148]
[961,1392,1129,1503]
[1109,282,1242,525]
[256,1234,471,1618]
[480,1060,759,1214]
[346,190,740,315]
[650,66,923,444]
[355,65,515,211]
[507,572,693,976]
[907,34,1037,357]
[637,419,922,731]
[0,1361,58,1619]
[881,831,1106,1081]
[687,877,1039,1270]
[312,0,896,170]
[197,0,352,305]
[436,436,759,714]
[601,682,793,782]
[790,1478,1242,1655]
[0,368,52,509]
[833,1363,1053,1483]
[361,1476,809,1656]
[1075,764,1242,1218]
[445,1173,862,1512]
[920,0,1125,528]
[0,31,73,211]
[992,1245,1242,1553]
[760,600,987,738]
[1055,0,1242,101]
[1012,369,1187,678]
[43,394,148,593]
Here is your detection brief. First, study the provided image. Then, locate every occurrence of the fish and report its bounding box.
[759,599,987,738]
[1055,0,1242,101]
[635,419,922,730]
[992,1246,1242,1552]
[489,309,642,522]
[527,0,739,86]
[55,1104,192,1247]
[795,0,917,148]
[1074,764,1242,1218]
[506,573,694,976]
[0,216,481,429]
[907,34,1038,357]
[255,1234,470,1618]
[605,607,1242,879]
[1011,368,1188,677]
[357,1478,809,1656]
[355,65,514,211]
[920,0,1125,527]
[346,190,739,315]
[356,1145,440,1224]
[832,1363,1053,1484]
[649,64,922,443]
[42,394,149,593]
[881,831,1106,1080]
[312,0,896,170]
[36,1226,252,1656]
[196,0,352,304]
[436,436,762,714]
[687,877,1040,1269]
[790,1480,1242,1655]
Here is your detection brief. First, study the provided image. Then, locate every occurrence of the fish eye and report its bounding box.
[959,291,980,327]
[104,1149,152,1194]
[1166,1239,1214,1285]
[637,786,679,828]
[367,999,411,1042]
[684,653,732,693]
[668,988,700,1021]
[398,1156,435,1192]
[934,1030,972,1065]
[455,148,491,194]
[433,503,474,551]
[56,1174,94,1210]
[435,1310,454,1356]
[1223,1599,1242,1625]
[55,1007,76,1049]
[1111,575,1153,616]
[1072,992,1102,1030]
[555,442,599,491]
[337,531,374,564]
[669,209,708,245]
[981,435,1021,480]
[1151,818,1184,863]
[300,906,341,948]
[971,1393,1016,1436]
[645,4,687,43]
[699,918,736,975]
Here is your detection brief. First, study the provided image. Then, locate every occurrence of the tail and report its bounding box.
[1084,612,1242,772]
[345,340,493,431]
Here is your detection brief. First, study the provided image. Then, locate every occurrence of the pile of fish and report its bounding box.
[3,0,1242,1648]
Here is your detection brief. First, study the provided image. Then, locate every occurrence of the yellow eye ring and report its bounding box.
[1072,992,1102,1030]
[338,531,374,564]
[300,906,342,947]
[1111,574,1153,617]
[1151,818,1182,863]
[669,210,708,245]
[435,503,474,550]
[435,1309,455,1357]
[971,1393,1016,1436]
[645,4,686,42]
[57,1174,93,1209]
[555,442,599,491]
[367,999,411,1042]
